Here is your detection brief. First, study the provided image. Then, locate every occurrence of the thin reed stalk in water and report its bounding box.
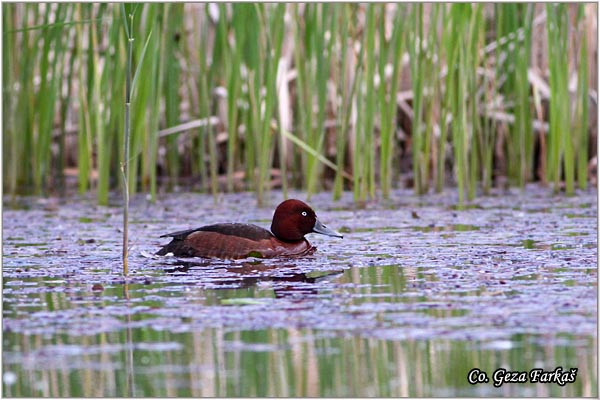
[121,4,134,275]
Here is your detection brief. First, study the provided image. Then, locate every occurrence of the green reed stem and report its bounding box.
[305,5,337,198]
[332,5,350,200]
[449,4,470,204]
[2,4,594,203]
[423,4,441,194]
[496,4,534,188]
[91,5,111,205]
[546,4,572,194]
[409,4,425,194]
[164,5,182,188]
[255,4,285,205]
[466,4,484,201]
[2,5,15,196]
[292,4,314,194]
[353,4,377,202]
[196,6,218,199]
[121,3,134,275]
[56,7,76,194]
[516,5,535,187]
[575,5,589,191]
[34,5,63,194]
[143,5,161,202]
[75,5,92,194]
[378,4,405,199]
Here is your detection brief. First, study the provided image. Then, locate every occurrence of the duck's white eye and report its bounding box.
[301,211,308,217]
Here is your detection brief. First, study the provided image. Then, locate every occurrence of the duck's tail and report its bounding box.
[156,238,194,257]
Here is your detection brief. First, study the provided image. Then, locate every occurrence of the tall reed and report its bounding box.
[3,4,72,196]
[574,5,590,191]
[378,4,406,199]
[466,4,484,201]
[495,4,535,188]
[2,4,595,205]
[332,4,360,200]
[3,4,18,197]
[436,5,450,194]
[442,4,471,204]
[194,5,219,199]
[546,4,573,194]
[121,3,134,275]
[352,4,377,202]
[409,4,439,195]
[291,4,337,198]
[254,4,286,205]
[141,4,162,201]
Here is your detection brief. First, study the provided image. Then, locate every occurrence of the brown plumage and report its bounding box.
[156,199,342,259]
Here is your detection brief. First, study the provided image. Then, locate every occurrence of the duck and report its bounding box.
[156,199,343,259]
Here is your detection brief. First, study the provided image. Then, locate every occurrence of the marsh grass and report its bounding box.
[378,4,406,199]
[331,4,360,201]
[353,4,377,202]
[2,4,596,205]
[575,7,590,191]
[546,4,573,194]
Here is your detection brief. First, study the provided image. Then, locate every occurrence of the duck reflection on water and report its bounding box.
[163,259,343,298]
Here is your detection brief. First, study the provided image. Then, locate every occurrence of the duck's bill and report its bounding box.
[313,219,343,238]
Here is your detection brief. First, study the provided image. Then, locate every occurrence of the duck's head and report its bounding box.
[270,199,343,242]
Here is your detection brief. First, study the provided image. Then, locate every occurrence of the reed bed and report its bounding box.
[3,3,597,205]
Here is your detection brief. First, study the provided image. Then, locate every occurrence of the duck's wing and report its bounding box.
[159,227,203,239]
[156,223,275,258]
[159,223,273,241]
[196,223,274,241]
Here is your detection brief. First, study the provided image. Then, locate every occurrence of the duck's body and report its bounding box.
[156,199,342,259]
[156,223,314,259]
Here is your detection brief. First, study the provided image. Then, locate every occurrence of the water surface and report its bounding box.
[3,186,597,396]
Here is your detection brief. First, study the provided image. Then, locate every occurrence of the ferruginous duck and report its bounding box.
[156,199,343,259]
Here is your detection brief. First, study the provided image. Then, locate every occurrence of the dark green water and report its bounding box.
[3,187,597,396]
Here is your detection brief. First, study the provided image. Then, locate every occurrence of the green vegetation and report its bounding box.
[2,4,596,204]
[121,4,135,275]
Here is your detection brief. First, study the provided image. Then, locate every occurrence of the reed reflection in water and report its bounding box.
[3,325,596,397]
